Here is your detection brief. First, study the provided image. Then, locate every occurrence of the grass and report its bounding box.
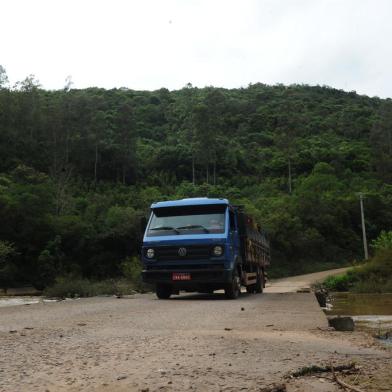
[323,249,392,293]
[43,257,152,298]
[324,273,354,291]
[43,276,151,298]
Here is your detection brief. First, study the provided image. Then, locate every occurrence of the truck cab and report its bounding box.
[141,197,270,299]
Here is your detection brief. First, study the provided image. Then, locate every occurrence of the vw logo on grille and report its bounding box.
[178,247,187,257]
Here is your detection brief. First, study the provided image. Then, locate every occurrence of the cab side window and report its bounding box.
[229,211,236,232]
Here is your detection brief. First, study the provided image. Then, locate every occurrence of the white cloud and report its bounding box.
[1,0,391,97]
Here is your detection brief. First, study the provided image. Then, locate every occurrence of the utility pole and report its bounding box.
[359,193,369,260]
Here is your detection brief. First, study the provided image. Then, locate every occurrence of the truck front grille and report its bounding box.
[154,245,212,261]
[146,263,225,270]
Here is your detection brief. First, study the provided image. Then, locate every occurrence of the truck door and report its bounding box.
[229,209,239,261]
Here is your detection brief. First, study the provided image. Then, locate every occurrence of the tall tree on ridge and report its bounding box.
[193,88,225,185]
[115,101,136,184]
[370,100,392,183]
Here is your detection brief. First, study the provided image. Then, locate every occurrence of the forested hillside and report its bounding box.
[1,66,392,289]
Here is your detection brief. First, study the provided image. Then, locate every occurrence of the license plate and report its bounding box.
[172,272,191,281]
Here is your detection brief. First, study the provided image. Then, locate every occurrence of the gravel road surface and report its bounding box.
[0,269,390,392]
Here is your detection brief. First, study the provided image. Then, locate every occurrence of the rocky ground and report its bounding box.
[0,269,390,392]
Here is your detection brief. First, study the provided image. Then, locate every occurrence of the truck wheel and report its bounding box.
[225,270,241,299]
[256,269,264,293]
[156,284,172,299]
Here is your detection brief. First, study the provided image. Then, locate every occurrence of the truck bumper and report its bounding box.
[142,268,233,287]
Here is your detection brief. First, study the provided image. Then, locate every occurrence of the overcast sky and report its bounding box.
[1,0,391,97]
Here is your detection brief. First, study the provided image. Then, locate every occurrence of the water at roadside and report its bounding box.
[325,292,392,344]
[326,292,392,316]
[0,296,42,307]
[0,287,47,307]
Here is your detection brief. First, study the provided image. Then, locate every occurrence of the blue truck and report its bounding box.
[141,197,270,299]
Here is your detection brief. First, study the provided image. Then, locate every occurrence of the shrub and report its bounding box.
[324,273,354,291]
[0,241,17,293]
[43,256,151,298]
[43,276,139,298]
[371,230,392,251]
[121,256,150,292]
[121,256,142,281]
[323,249,392,293]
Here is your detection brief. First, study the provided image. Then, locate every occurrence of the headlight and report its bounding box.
[146,248,155,259]
[212,245,223,256]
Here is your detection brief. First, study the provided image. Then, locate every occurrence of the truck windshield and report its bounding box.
[147,205,226,237]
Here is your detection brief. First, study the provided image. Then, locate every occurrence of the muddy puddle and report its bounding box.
[325,292,392,344]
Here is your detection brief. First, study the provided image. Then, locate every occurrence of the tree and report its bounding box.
[114,102,136,184]
[192,89,226,184]
[0,241,17,293]
[370,101,392,183]
[91,110,107,185]
[274,131,297,193]
[35,236,64,289]
[0,65,9,88]
[82,93,110,185]
[176,84,198,184]
[0,78,391,285]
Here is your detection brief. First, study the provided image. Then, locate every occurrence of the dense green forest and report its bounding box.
[0,65,391,290]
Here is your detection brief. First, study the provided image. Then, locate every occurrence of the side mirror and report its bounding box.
[140,217,147,234]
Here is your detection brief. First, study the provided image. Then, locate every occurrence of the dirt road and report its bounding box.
[264,267,350,293]
[0,269,390,392]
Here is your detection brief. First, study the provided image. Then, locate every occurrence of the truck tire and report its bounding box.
[225,270,241,299]
[256,269,264,293]
[246,285,256,294]
[156,284,172,299]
